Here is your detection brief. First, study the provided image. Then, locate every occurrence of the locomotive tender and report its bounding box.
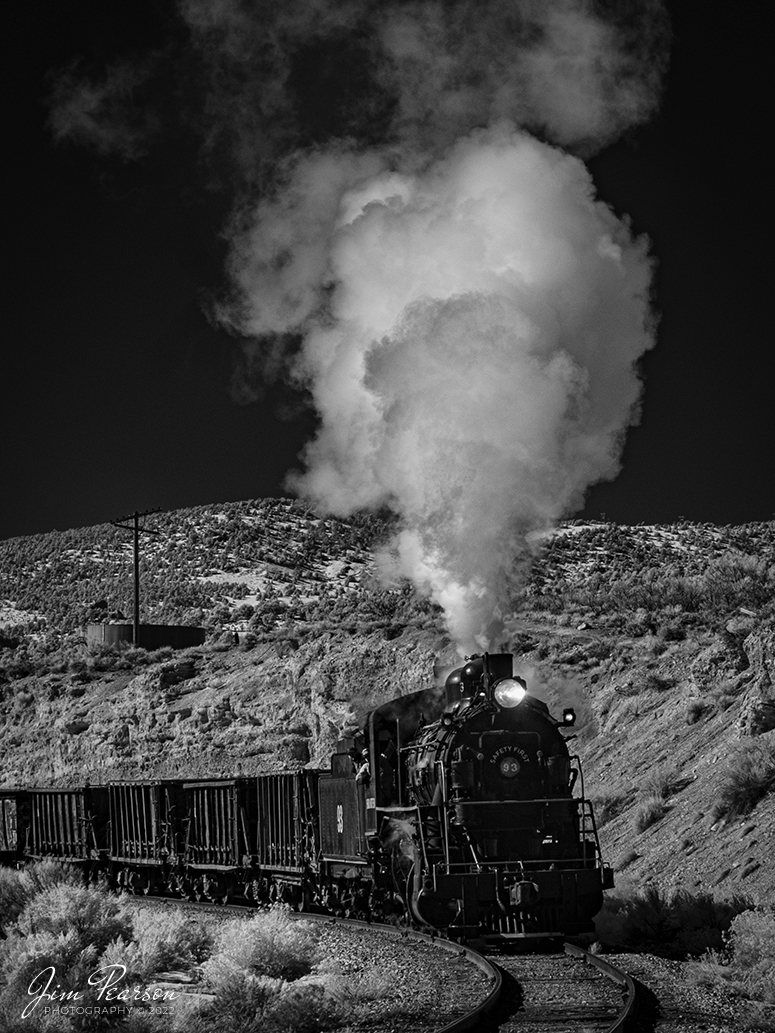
[0,653,612,941]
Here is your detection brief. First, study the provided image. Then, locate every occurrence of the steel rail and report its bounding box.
[127,899,503,1031]
[298,915,503,1033]
[564,942,637,1032]
[124,899,635,1032]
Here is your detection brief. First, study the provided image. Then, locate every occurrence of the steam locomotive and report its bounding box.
[0,653,612,941]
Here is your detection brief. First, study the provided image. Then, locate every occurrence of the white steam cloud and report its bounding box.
[227,127,655,650]
[51,0,667,652]
[213,1,666,653]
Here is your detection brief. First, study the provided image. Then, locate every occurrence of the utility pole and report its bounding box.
[110,509,161,646]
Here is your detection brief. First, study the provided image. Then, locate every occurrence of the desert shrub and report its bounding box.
[124,646,154,665]
[0,881,134,1031]
[702,553,774,614]
[591,791,628,827]
[0,867,30,932]
[264,977,352,1033]
[193,955,397,1033]
[710,679,747,711]
[86,642,124,672]
[148,646,175,663]
[195,970,285,1030]
[642,672,675,693]
[624,612,655,637]
[0,860,84,933]
[201,908,319,985]
[13,882,130,954]
[0,930,102,1030]
[647,637,668,657]
[633,796,668,832]
[595,882,752,957]
[0,866,218,1031]
[686,699,706,724]
[102,907,214,979]
[616,849,639,871]
[535,639,551,660]
[196,910,369,1033]
[688,909,775,1028]
[658,619,687,642]
[24,859,85,895]
[642,762,682,801]
[711,739,775,821]
[188,971,349,1033]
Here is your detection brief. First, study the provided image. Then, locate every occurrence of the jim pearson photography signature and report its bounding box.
[22,964,179,1019]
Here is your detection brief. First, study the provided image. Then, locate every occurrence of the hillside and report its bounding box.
[1,503,774,911]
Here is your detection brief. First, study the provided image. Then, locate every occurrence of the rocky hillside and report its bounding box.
[0,498,398,637]
[0,505,773,908]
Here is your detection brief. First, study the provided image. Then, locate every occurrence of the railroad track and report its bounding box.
[465,942,636,1033]
[128,897,634,1032]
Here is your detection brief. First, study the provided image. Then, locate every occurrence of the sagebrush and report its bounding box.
[688,908,775,1030]
[711,739,775,821]
[595,880,752,957]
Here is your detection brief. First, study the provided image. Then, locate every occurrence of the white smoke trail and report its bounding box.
[43,1,667,651]
[195,0,666,652]
[226,127,655,650]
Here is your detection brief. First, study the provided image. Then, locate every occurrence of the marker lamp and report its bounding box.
[493,678,527,708]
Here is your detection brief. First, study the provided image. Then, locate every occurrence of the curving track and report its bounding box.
[452,942,636,1033]
[128,897,633,1032]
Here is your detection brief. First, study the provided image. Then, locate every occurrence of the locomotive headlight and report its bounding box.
[493,677,527,708]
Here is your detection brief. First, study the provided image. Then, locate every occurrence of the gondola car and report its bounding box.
[25,786,109,870]
[109,780,184,895]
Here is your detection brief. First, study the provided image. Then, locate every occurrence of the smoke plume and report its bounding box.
[49,0,668,652]
[226,128,655,649]
[208,3,666,652]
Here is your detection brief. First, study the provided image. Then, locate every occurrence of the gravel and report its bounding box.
[122,900,775,1032]
[311,923,494,1033]
[604,952,773,1033]
[124,900,495,1032]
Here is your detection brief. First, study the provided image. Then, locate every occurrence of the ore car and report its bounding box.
[25,786,110,871]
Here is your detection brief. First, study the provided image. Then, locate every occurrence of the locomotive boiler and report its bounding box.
[321,652,612,940]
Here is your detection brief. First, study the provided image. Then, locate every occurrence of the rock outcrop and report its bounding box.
[738,630,775,736]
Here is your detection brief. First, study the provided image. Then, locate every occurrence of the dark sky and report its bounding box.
[4,1,771,543]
